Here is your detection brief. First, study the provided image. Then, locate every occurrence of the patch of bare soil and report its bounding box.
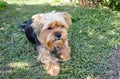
[107,45,120,79]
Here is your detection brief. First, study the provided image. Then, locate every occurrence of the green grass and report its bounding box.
[0,0,120,79]
[0,0,7,11]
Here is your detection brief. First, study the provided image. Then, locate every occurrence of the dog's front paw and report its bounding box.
[59,51,70,61]
[44,61,60,76]
[58,46,71,61]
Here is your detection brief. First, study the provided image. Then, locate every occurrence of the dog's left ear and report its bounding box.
[31,14,44,34]
[62,12,72,26]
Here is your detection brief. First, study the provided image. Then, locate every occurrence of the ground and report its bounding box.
[0,0,120,79]
[108,45,120,79]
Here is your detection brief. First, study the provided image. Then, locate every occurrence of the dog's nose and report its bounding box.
[55,33,61,39]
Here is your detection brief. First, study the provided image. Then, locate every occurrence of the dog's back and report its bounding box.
[19,19,36,44]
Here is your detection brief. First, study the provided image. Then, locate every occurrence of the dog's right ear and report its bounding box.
[31,14,44,34]
[62,12,72,26]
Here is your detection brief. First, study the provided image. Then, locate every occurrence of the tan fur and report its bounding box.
[58,41,71,61]
[62,12,72,26]
[32,11,72,76]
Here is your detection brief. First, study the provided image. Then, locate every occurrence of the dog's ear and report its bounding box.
[32,14,44,20]
[62,12,72,26]
[31,14,44,34]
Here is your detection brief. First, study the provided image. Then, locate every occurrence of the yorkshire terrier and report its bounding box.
[19,11,72,76]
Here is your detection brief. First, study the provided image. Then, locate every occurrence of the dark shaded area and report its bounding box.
[108,45,120,79]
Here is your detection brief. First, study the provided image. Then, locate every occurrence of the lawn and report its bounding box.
[0,0,120,79]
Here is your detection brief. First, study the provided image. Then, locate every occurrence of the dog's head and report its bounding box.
[31,11,72,50]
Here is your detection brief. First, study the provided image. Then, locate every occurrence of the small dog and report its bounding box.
[19,11,72,76]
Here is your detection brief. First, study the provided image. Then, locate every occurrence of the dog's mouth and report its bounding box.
[53,38,65,50]
[46,36,66,50]
[55,38,61,40]
[54,46,62,51]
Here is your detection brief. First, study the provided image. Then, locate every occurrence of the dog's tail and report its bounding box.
[18,19,32,32]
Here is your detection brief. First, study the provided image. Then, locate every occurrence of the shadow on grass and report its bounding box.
[0,2,120,79]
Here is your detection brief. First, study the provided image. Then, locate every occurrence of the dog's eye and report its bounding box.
[47,27,53,30]
[61,25,64,28]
